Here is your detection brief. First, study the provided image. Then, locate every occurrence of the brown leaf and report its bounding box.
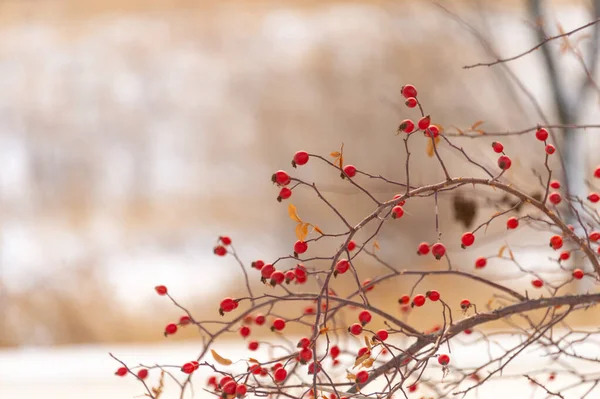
[353,352,371,368]
[362,357,375,368]
[319,327,329,335]
[313,225,324,235]
[364,335,372,350]
[330,151,341,158]
[373,240,380,251]
[426,136,441,157]
[451,125,464,135]
[248,358,260,364]
[498,245,507,258]
[347,373,357,381]
[211,349,233,366]
[471,120,485,130]
[288,204,302,223]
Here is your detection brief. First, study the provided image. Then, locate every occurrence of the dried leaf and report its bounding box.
[353,352,371,368]
[498,245,507,258]
[471,120,485,130]
[364,335,372,350]
[295,223,305,241]
[507,246,515,261]
[347,373,357,381]
[373,240,380,251]
[451,125,464,135]
[319,327,329,335]
[330,151,341,158]
[248,358,260,364]
[362,357,375,368]
[301,223,309,241]
[211,349,233,366]
[426,136,441,158]
[288,204,302,223]
[314,225,324,235]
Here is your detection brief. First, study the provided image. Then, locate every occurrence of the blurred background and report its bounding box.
[0,0,599,397]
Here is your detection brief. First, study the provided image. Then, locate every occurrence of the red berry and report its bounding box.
[272,363,283,370]
[559,251,570,261]
[588,192,600,203]
[270,270,285,286]
[294,240,308,255]
[418,115,431,130]
[417,242,430,255]
[492,141,504,153]
[278,187,292,201]
[274,367,287,382]
[572,269,584,279]
[179,315,191,326]
[220,297,237,314]
[349,323,363,335]
[165,323,178,336]
[299,347,312,362]
[223,381,237,395]
[595,166,600,178]
[219,376,233,388]
[347,240,357,251]
[391,205,404,219]
[464,329,472,335]
[507,217,519,229]
[376,329,389,341]
[240,326,251,338]
[252,260,265,270]
[399,295,410,305]
[214,245,227,256]
[307,361,321,375]
[330,345,341,359]
[475,257,487,268]
[272,170,291,186]
[304,306,315,314]
[358,310,372,325]
[427,290,440,301]
[408,383,418,392]
[219,236,232,245]
[115,367,128,377]
[532,279,543,288]
[545,144,555,154]
[535,128,549,141]
[412,294,426,307]
[236,384,248,397]
[460,299,471,309]
[272,318,286,331]
[343,164,357,178]
[401,84,418,98]
[248,341,259,351]
[425,125,440,138]
[284,270,296,283]
[191,361,199,370]
[431,243,446,260]
[549,192,562,205]
[550,180,561,189]
[399,119,415,133]
[438,354,450,366]
[405,97,418,108]
[356,370,369,384]
[137,368,149,380]
[155,285,168,296]
[181,362,195,374]
[461,232,475,247]
[295,264,307,279]
[293,151,309,167]
[261,264,275,279]
[591,231,600,242]
[550,235,563,250]
[335,259,350,274]
[498,155,512,170]
[362,279,375,292]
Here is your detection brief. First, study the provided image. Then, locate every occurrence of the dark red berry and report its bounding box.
[535,128,549,141]
[572,269,584,279]
[595,166,600,178]
[236,384,248,397]
[550,235,563,250]
[550,180,560,189]
[401,84,418,98]
[412,294,426,307]
[343,165,357,178]
[545,144,555,154]
[531,279,543,288]
[347,240,357,251]
[461,232,475,247]
[240,326,251,338]
[181,362,195,374]
[391,205,404,219]
[399,295,410,305]
[492,141,504,153]
[272,170,291,186]
[294,240,308,255]
[252,260,265,270]
[261,264,275,279]
[222,381,237,395]
[293,151,309,167]
[335,259,350,274]
[272,318,286,331]
[549,192,562,205]
[220,297,237,314]
[270,270,285,286]
[330,345,341,359]
[588,192,600,203]
[405,97,418,108]
[438,354,450,366]
[219,236,232,245]
[358,310,372,325]
[356,370,369,384]
[418,115,431,130]
[165,323,178,336]
[507,217,519,229]
[248,341,259,350]
[214,245,227,256]
[559,251,570,261]
[431,243,446,260]
[278,187,292,201]
[179,315,191,326]
[498,155,512,170]
[376,329,389,341]
[115,367,128,377]
[475,257,487,268]
[398,119,415,133]
[426,290,440,301]
[417,242,430,255]
[349,323,362,335]
[425,125,440,138]
[155,285,168,296]
[460,299,471,309]
[274,367,287,382]
[137,368,149,380]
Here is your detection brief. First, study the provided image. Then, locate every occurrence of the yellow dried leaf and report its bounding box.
[295,223,305,241]
[347,373,357,381]
[339,154,344,168]
[353,352,371,368]
[364,335,372,350]
[451,125,464,135]
[373,240,380,251]
[471,120,485,130]
[248,358,260,364]
[498,245,507,258]
[330,151,341,158]
[426,136,441,157]
[362,357,375,368]
[314,225,324,235]
[301,223,309,241]
[319,327,329,335]
[288,204,302,223]
[211,349,233,366]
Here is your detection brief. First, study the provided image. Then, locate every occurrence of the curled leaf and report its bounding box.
[301,223,309,241]
[248,358,260,364]
[288,204,302,223]
[295,223,305,241]
[426,136,441,157]
[313,225,324,235]
[364,335,372,350]
[347,373,357,381]
[330,151,341,158]
[353,352,371,368]
[211,349,233,366]
[471,120,485,130]
[498,245,507,258]
[362,357,375,368]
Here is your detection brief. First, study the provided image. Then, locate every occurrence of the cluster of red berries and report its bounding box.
[397,84,440,138]
[206,376,248,397]
[416,241,446,260]
[115,367,149,380]
[490,140,512,170]
[214,236,232,257]
[251,261,308,286]
[534,127,556,155]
